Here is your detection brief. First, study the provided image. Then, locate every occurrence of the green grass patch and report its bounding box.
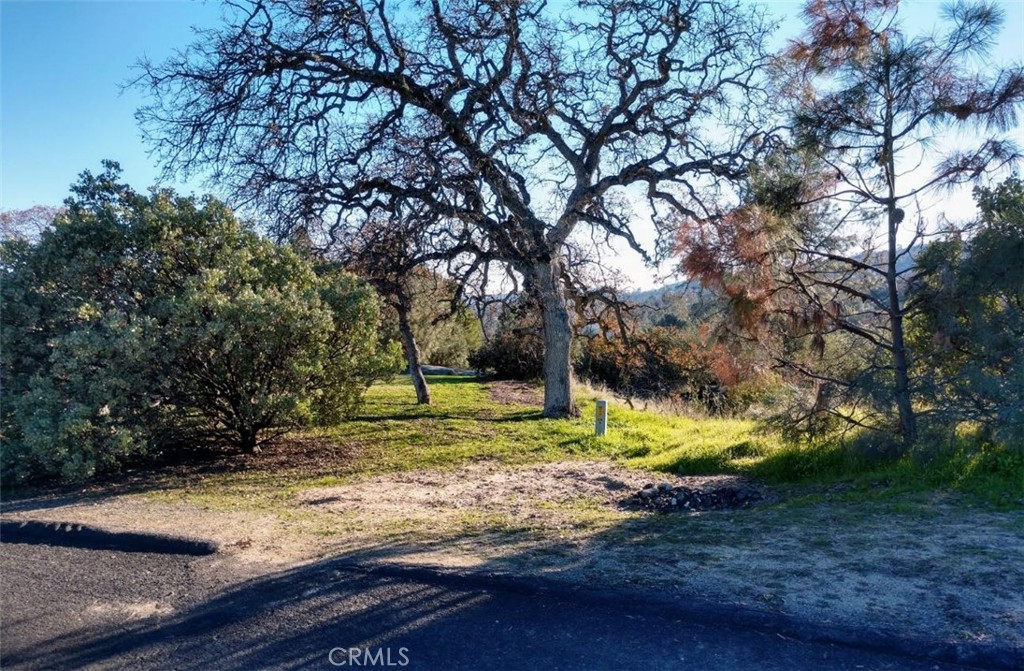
[322,377,1022,506]
[321,376,781,478]
[154,376,1022,507]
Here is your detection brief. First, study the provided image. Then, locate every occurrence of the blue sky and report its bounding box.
[1,0,224,209]
[2,0,1022,213]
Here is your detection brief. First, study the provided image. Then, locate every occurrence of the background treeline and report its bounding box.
[909,179,1024,447]
[470,291,775,416]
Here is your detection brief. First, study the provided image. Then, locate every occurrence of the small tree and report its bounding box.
[1,163,399,482]
[395,270,483,369]
[682,0,1023,445]
[784,0,1023,445]
[910,177,1024,445]
[160,246,398,453]
[341,213,476,404]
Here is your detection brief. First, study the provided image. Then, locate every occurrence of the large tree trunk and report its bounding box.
[532,260,579,418]
[396,292,431,405]
[886,205,917,446]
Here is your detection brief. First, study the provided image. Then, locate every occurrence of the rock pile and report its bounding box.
[623,482,761,513]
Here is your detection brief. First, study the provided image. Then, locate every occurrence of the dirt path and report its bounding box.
[3,460,1022,649]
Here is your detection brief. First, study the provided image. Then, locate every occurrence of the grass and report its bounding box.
[305,376,1022,506]
[142,375,1021,508]
[322,375,775,476]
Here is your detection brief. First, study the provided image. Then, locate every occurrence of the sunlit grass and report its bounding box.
[320,376,777,477]
[162,376,1021,508]
[313,376,1022,506]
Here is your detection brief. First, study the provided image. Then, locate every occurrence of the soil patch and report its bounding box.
[214,435,359,474]
[149,435,359,478]
[3,459,1020,651]
[296,463,761,524]
[296,461,761,528]
[486,380,544,406]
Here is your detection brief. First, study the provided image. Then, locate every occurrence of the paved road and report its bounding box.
[1,542,968,671]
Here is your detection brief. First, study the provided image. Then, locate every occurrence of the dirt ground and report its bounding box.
[3,458,1022,649]
[487,380,545,406]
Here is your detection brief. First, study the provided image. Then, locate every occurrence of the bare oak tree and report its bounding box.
[137,0,772,417]
[340,209,479,405]
[341,216,435,404]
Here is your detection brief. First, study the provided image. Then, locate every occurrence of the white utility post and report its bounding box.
[595,399,608,436]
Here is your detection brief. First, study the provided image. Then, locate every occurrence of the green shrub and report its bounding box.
[910,177,1024,447]
[469,330,545,379]
[1,163,400,483]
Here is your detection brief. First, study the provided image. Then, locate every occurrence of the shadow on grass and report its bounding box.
[353,409,544,423]
[0,434,362,512]
[419,374,490,385]
[1,404,547,514]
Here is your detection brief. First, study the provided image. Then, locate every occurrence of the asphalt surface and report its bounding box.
[0,542,978,671]
[0,519,219,555]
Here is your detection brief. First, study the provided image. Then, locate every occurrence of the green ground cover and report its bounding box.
[307,376,1022,505]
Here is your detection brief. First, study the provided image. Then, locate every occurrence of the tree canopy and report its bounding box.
[136,0,776,417]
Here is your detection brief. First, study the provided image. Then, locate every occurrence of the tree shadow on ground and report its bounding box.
[3,524,669,670]
[418,374,488,385]
[3,511,983,671]
[0,434,362,512]
[352,409,544,423]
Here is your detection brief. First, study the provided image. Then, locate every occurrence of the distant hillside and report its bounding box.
[624,280,720,329]
[623,248,923,328]
[625,281,701,305]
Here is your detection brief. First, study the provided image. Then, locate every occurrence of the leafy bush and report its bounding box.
[577,327,745,413]
[468,299,545,379]
[910,177,1024,448]
[1,163,400,483]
